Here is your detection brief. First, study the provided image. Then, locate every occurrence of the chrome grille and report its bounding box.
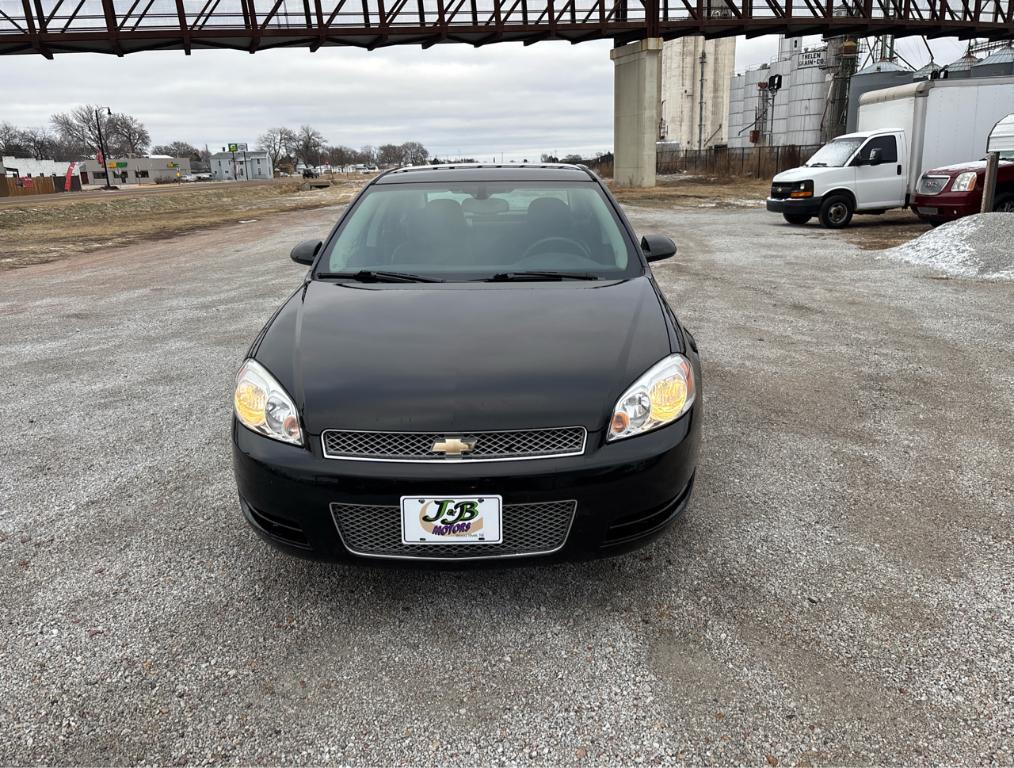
[321,427,586,462]
[917,174,949,196]
[331,500,576,560]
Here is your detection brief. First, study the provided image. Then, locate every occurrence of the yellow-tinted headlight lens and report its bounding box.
[649,376,688,422]
[233,360,304,446]
[234,380,267,427]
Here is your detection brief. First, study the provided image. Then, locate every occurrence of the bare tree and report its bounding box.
[151,141,201,159]
[328,145,358,167]
[359,145,376,165]
[377,144,404,167]
[108,114,150,156]
[51,106,150,158]
[400,141,429,166]
[20,127,57,160]
[51,106,110,156]
[294,125,326,166]
[258,127,297,166]
[0,122,31,157]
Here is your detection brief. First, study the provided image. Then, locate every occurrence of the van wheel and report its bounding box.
[782,213,811,225]
[992,193,1014,213]
[819,195,854,228]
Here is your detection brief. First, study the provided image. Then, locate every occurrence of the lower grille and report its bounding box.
[331,500,576,560]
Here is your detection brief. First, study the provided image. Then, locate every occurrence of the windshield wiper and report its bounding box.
[807,162,828,167]
[316,270,443,283]
[484,271,600,282]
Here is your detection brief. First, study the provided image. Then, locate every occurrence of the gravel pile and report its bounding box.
[883,212,1014,279]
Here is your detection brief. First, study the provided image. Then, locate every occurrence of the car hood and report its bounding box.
[922,160,1014,175]
[253,277,674,434]
[924,160,987,175]
[773,165,847,183]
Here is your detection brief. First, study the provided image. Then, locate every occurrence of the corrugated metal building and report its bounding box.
[727,36,830,148]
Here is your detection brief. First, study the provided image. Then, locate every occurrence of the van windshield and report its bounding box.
[805,137,865,167]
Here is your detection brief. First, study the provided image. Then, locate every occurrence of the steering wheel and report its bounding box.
[520,236,592,263]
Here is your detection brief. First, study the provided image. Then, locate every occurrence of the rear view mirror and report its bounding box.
[640,235,677,263]
[290,239,322,265]
[868,148,883,166]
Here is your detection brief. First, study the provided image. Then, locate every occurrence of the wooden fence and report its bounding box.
[1,176,59,197]
[657,145,822,179]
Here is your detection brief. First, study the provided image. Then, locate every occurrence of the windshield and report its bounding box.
[805,137,865,167]
[316,180,640,281]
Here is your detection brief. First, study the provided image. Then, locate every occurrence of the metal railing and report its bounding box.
[2,0,1011,57]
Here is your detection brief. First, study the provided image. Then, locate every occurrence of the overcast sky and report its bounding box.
[4,35,969,161]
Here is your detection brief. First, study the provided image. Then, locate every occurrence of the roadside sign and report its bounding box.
[228,142,249,152]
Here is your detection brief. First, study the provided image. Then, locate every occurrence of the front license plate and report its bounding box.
[401,495,503,545]
[917,206,938,215]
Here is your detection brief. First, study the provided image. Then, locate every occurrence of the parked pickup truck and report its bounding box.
[912,113,1014,224]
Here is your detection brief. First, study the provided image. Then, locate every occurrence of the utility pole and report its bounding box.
[698,48,707,151]
[95,106,113,190]
[981,152,1000,212]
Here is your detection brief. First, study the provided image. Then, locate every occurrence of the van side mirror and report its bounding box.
[641,234,677,263]
[290,239,322,265]
[868,148,883,166]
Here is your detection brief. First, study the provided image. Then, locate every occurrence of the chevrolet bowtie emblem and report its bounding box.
[431,437,477,456]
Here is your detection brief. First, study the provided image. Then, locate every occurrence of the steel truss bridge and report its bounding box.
[1,0,1011,57]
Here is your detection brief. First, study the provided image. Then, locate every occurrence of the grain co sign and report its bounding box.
[798,48,827,68]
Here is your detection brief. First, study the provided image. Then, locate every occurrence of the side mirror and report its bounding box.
[868,148,883,166]
[290,239,322,265]
[640,234,677,263]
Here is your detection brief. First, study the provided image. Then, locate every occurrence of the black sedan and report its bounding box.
[232,164,702,562]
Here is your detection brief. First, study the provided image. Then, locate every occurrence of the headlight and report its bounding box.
[233,359,303,446]
[789,180,814,198]
[608,354,696,441]
[951,172,978,192]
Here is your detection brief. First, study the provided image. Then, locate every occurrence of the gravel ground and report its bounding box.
[1,203,1012,765]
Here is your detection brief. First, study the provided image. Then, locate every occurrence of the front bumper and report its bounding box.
[766,196,822,216]
[911,192,982,223]
[231,409,701,563]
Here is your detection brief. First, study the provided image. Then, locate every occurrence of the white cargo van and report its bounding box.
[766,76,1014,228]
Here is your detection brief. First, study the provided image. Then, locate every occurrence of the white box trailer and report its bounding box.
[767,76,1014,228]
[858,76,1014,183]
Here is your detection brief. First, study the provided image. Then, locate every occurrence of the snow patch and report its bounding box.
[883,213,1014,280]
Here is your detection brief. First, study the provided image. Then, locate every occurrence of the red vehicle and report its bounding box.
[912,159,1014,225]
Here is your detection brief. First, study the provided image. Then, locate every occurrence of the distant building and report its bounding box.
[1,156,81,179]
[659,34,736,150]
[77,155,191,185]
[211,150,272,180]
[844,60,913,133]
[728,36,836,148]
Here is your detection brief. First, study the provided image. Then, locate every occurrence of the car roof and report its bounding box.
[373,163,597,185]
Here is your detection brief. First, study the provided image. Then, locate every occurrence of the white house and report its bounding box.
[211,149,272,180]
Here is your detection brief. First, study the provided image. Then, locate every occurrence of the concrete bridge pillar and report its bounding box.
[611,37,662,188]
